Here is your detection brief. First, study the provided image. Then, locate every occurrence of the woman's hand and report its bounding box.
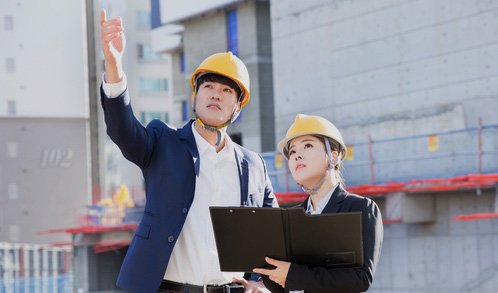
[232,277,271,293]
[253,257,291,288]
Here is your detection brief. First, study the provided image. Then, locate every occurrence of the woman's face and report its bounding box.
[287,135,330,189]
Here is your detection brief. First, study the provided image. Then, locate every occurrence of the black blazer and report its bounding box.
[263,185,383,293]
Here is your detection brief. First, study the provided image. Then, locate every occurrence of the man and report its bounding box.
[99,8,278,293]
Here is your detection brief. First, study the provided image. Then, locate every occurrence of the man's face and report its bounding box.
[191,81,240,127]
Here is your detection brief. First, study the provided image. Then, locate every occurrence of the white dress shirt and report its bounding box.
[163,123,243,284]
[102,75,244,285]
[101,73,128,100]
[305,184,337,215]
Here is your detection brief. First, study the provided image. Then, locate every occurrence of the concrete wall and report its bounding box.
[270,1,498,292]
[0,118,91,244]
[271,0,498,145]
[372,188,498,292]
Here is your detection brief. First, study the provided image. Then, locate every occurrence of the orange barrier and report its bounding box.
[276,173,498,202]
[453,213,498,221]
[383,218,403,224]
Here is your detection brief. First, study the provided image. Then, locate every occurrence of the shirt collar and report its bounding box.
[306,184,338,215]
[191,123,234,161]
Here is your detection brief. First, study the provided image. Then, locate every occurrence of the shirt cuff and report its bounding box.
[102,73,127,98]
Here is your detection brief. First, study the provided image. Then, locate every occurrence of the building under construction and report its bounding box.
[66,1,498,291]
[2,0,498,292]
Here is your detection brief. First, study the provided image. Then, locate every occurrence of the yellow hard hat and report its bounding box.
[277,114,347,160]
[190,52,250,107]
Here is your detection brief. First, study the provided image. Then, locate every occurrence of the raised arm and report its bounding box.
[99,8,160,169]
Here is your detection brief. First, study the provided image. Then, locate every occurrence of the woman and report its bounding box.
[254,114,383,293]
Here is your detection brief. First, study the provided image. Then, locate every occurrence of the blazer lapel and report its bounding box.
[233,146,248,206]
[177,120,200,176]
[322,185,349,214]
[301,197,309,210]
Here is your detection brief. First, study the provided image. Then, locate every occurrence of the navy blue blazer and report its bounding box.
[262,185,383,293]
[100,87,278,292]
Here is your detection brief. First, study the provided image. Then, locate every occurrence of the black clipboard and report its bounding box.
[209,207,363,272]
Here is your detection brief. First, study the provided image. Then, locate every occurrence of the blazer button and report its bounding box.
[182,208,188,214]
[168,236,175,243]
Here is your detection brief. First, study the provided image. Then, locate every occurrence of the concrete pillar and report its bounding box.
[385,192,404,220]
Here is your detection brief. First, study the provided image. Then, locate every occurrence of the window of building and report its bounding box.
[6,58,15,72]
[138,44,167,60]
[180,52,185,73]
[140,112,169,125]
[227,10,239,56]
[139,78,168,92]
[136,11,151,27]
[8,100,16,114]
[4,16,13,31]
[182,101,189,121]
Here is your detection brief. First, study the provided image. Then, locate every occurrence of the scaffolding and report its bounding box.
[263,121,498,194]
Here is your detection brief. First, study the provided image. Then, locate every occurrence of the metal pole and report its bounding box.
[478,117,482,175]
[368,134,375,184]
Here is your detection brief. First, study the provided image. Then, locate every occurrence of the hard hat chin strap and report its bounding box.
[195,118,224,146]
[298,138,340,195]
[192,86,241,147]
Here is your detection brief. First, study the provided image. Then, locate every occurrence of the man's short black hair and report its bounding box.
[196,73,242,101]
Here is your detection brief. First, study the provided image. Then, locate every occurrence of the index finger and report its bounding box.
[100,8,107,25]
[264,257,284,266]
[253,268,272,276]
